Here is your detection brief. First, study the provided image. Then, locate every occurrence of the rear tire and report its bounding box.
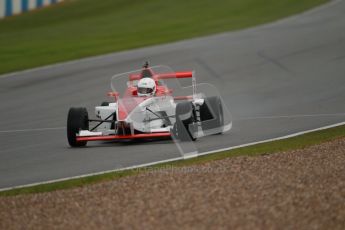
[173,102,197,141]
[200,96,224,135]
[67,107,89,147]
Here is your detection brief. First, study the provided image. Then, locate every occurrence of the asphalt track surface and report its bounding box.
[1,0,345,189]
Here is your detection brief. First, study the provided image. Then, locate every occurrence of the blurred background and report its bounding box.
[0,0,327,74]
[0,0,64,18]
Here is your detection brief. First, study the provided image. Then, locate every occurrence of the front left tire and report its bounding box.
[67,107,89,147]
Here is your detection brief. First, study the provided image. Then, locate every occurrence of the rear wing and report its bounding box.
[129,71,193,81]
[128,71,197,100]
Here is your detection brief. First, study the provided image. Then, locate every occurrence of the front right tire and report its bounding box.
[67,107,89,147]
[199,96,224,135]
[173,102,197,142]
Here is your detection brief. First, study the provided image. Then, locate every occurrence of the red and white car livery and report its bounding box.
[67,64,231,147]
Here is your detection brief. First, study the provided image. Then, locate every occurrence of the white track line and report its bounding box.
[199,121,345,157]
[2,113,345,133]
[0,127,65,133]
[1,121,344,192]
[237,113,345,121]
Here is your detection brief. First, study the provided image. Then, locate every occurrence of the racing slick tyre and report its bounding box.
[200,96,224,135]
[173,102,197,142]
[67,107,89,147]
[101,102,109,106]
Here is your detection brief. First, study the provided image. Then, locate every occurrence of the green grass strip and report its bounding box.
[0,0,328,74]
[1,124,344,197]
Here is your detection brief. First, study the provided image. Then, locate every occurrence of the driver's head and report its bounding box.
[137,78,156,97]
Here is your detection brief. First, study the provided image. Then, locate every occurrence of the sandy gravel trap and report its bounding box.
[1,138,345,230]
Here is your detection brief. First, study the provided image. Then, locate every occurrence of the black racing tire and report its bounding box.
[200,96,224,135]
[101,101,109,106]
[173,102,197,142]
[67,107,89,147]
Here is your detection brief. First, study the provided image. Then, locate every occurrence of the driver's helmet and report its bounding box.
[137,78,156,97]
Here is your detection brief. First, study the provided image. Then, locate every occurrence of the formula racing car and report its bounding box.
[67,63,231,147]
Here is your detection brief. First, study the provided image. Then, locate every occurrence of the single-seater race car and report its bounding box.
[67,63,231,147]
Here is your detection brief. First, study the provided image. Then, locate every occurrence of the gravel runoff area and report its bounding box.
[1,138,345,230]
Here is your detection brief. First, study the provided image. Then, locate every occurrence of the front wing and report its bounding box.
[76,132,171,142]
